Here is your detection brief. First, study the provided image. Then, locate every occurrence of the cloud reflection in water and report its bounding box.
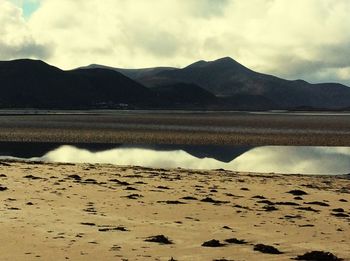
[39,145,350,175]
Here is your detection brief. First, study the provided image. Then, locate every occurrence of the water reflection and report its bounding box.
[0,142,250,163]
[0,142,349,175]
[37,145,350,175]
[118,144,251,163]
[232,146,350,175]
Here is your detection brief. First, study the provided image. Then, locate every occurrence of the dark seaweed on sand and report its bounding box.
[224,238,247,244]
[295,251,343,261]
[201,197,229,204]
[201,239,225,247]
[0,186,8,191]
[253,244,283,254]
[157,200,186,205]
[67,174,82,181]
[145,235,173,245]
[287,190,308,196]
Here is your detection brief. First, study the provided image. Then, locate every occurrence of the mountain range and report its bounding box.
[1,57,350,110]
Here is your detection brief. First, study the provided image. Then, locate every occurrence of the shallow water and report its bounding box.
[0,143,349,175]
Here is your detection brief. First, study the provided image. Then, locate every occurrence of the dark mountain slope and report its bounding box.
[152,83,217,108]
[0,59,85,108]
[0,59,157,109]
[218,94,277,111]
[139,57,350,109]
[1,58,350,110]
[79,64,176,80]
[68,68,156,105]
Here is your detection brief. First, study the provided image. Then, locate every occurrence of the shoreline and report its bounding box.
[1,158,350,177]
[0,160,349,260]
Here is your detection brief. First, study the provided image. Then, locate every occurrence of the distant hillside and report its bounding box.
[79,64,176,81]
[1,58,350,110]
[138,57,350,109]
[0,59,157,109]
[152,83,217,108]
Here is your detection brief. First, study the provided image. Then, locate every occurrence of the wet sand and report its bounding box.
[0,112,350,145]
[0,160,349,260]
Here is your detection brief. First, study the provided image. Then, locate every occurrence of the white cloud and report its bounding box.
[1,0,350,85]
[0,0,50,60]
[337,67,350,80]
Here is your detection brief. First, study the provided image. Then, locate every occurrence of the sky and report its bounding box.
[1,0,350,86]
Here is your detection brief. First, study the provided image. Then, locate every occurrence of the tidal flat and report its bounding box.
[0,111,350,146]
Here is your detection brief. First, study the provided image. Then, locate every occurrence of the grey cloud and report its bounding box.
[189,0,230,18]
[264,43,350,85]
[268,55,326,80]
[0,0,52,61]
[143,32,178,57]
[317,43,350,68]
[0,41,52,60]
[130,30,179,58]
[303,69,350,86]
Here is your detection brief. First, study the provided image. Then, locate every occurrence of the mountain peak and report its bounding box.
[183,56,251,75]
[215,57,235,63]
[185,60,208,69]
[211,57,244,67]
[185,56,244,68]
[1,58,46,66]
[0,59,62,73]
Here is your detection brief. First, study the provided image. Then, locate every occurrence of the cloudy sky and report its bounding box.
[2,0,350,85]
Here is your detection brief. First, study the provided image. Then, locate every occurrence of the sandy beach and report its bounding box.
[0,160,349,260]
